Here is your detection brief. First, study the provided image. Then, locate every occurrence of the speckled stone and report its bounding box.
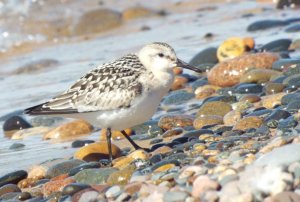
[262,92,286,109]
[46,159,84,178]
[107,164,136,186]
[223,110,242,126]
[158,115,194,130]
[193,115,223,129]
[74,168,118,185]
[197,101,232,118]
[233,116,263,131]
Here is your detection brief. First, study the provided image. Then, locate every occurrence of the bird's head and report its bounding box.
[138,42,201,73]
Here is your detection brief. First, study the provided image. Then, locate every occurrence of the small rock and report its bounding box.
[277,0,300,8]
[239,94,261,103]
[71,188,100,202]
[192,175,219,198]
[197,101,232,118]
[9,142,25,150]
[163,191,188,202]
[62,183,90,196]
[0,184,21,197]
[12,59,59,75]
[189,47,218,67]
[264,83,285,95]
[262,92,286,109]
[0,170,27,187]
[68,162,101,176]
[208,52,279,87]
[162,90,195,106]
[71,140,95,148]
[171,76,188,91]
[74,168,118,184]
[234,83,263,94]
[107,164,136,185]
[272,59,300,71]
[11,127,50,140]
[223,110,242,126]
[105,185,121,198]
[162,128,184,138]
[247,20,288,32]
[158,114,194,130]
[45,159,84,178]
[43,120,93,140]
[285,24,300,33]
[239,69,281,83]
[42,176,75,197]
[74,142,121,161]
[217,37,246,62]
[233,116,263,131]
[3,116,32,137]
[259,39,292,52]
[193,115,223,129]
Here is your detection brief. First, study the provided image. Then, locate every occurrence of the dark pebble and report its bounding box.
[277,0,300,9]
[2,116,31,132]
[281,92,300,105]
[286,100,300,111]
[150,143,167,151]
[271,75,287,83]
[18,192,31,200]
[9,143,25,150]
[149,138,163,145]
[203,95,237,104]
[167,153,188,162]
[264,109,291,123]
[71,140,95,148]
[285,24,300,33]
[278,116,298,130]
[272,59,300,71]
[247,20,288,32]
[234,83,263,94]
[190,78,208,90]
[259,39,292,52]
[24,196,44,202]
[150,154,164,164]
[255,125,270,136]
[171,136,189,144]
[283,64,300,76]
[162,91,195,106]
[0,184,20,197]
[0,110,23,122]
[0,192,21,201]
[183,129,214,138]
[62,183,91,196]
[68,162,101,176]
[189,47,218,67]
[246,109,272,118]
[0,170,27,187]
[162,128,184,138]
[214,126,233,135]
[46,159,84,178]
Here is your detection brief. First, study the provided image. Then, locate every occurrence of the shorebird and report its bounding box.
[24,42,201,162]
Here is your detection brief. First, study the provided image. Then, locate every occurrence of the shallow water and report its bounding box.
[0,0,299,175]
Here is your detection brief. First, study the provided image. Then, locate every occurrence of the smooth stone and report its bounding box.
[240,69,281,84]
[9,143,25,150]
[0,192,22,201]
[223,110,242,126]
[264,83,285,95]
[189,47,218,66]
[287,100,300,111]
[255,144,300,167]
[193,115,223,129]
[183,129,214,139]
[71,188,100,202]
[197,101,232,118]
[149,138,163,145]
[217,37,246,62]
[234,83,263,94]
[71,140,95,148]
[278,116,298,129]
[208,52,279,87]
[30,116,64,127]
[284,74,300,88]
[195,85,220,99]
[191,78,209,90]
[192,175,219,198]
[151,159,180,172]
[158,114,194,130]
[272,59,300,71]
[264,109,291,123]
[203,95,237,103]
[0,170,27,187]
[42,176,75,197]
[247,20,288,32]
[131,120,163,136]
[68,162,101,176]
[74,142,121,161]
[290,39,300,50]
[281,92,300,105]
[0,110,23,122]
[107,164,136,186]
[122,7,156,20]
[161,90,194,106]
[0,184,21,197]
[171,76,188,90]
[74,168,118,185]
[3,116,31,135]
[283,64,300,76]
[239,94,261,103]
[105,185,121,198]
[163,191,188,202]
[73,9,122,35]
[62,183,90,196]
[43,120,93,140]
[261,92,285,109]
[11,127,50,140]
[233,116,263,131]
[259,39,292,52]
[45,159,84,178]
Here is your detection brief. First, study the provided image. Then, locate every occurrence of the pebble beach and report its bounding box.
[1,0,300,201]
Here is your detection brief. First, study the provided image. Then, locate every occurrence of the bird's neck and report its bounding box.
[151,69,174,89]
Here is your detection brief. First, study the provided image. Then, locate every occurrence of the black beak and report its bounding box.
[176,59,202,73]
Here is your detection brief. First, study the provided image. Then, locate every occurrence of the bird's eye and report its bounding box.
[158,53,164,57]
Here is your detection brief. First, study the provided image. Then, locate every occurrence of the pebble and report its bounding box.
[239,94,261,103]
[42,176,75,197]
[239,69,281,83]
[277,0,300,8]
[264,83,285,95]
[162,128,184,138]
[11,127,50,140]
[12,59,59,75]
[45,159,84,178]
[233,116,263,131]
[0,170,27,187]
[71,140,95,148]
[9,142,25,150]
[158,114,194,130]
[193,115,223,129]
[74,142,121,161]
[71,188,100,202]
[262,92,286,109]
[68,162,101,176]
[234,83,263,94]
[272,59,300,71]
[74,9,122,35]
[0,184,21,197]
[161,90,195,106]
[208,52,279,87]
[247,20,289,31]
[195,85,219,99]
[62,183,90,196]
[259,39,292,52]
[3,116,32,137]
[107,164,136,185]
[192,175,219,198]
[43,120,93,140]
[289,39,300,50]
[223,110,242,126]
[105,185,121,198]
[197,101,232,118]
[189,47,218,67]
[163,191,188,202]
[74,168,118,185]
[217,37,246,61]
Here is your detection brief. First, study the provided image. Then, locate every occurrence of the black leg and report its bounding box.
[106,128,113,163]
[121,130,150,152]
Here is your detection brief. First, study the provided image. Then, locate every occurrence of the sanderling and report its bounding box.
[25,42,201,162]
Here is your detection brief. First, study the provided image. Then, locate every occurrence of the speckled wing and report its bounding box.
[25,54,146,115]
